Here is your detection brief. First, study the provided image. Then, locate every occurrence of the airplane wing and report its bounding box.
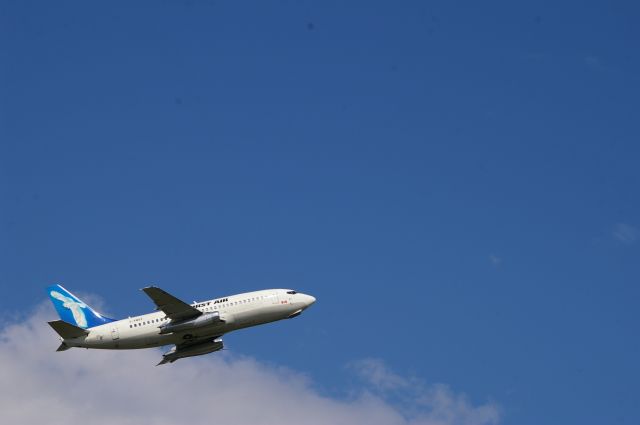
[157,336,224,365]
[141,286,202,321]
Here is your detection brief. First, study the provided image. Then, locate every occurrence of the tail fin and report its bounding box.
[46,284,116,329]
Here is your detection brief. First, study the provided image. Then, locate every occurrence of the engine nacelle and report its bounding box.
[160,338,224,364]
[159,312,222,335]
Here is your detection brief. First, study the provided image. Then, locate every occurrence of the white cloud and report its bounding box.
[350,357,411,391]
[350,358,500,425]
[0,304,500,425]
[613,223,638,244]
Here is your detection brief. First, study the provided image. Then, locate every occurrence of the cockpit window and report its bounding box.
[286,290,297,294]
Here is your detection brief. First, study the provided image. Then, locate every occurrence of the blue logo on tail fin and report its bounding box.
[46,284,116,328]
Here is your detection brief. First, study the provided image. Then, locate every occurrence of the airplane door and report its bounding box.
[110,325,119,341]
[270,292,279,305]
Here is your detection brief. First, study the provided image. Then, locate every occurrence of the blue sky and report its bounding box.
[1,1,639,424]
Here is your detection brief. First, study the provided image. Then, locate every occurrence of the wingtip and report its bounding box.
[142,285,160,291]
[56,342,70,352]
[141,286,158,295]
[156,357,171,366]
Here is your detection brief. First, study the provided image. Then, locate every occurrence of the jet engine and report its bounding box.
[159,338,224,365]
[159,312,224,335]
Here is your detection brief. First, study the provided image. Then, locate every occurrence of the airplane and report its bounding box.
[46,284,316,365]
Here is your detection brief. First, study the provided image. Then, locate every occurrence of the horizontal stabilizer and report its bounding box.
[56,342,71,351]
[48,320,88,339]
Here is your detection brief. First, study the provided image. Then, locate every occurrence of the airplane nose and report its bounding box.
[304,294,316,307]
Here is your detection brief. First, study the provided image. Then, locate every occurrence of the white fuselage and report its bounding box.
[66,289,315,350]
